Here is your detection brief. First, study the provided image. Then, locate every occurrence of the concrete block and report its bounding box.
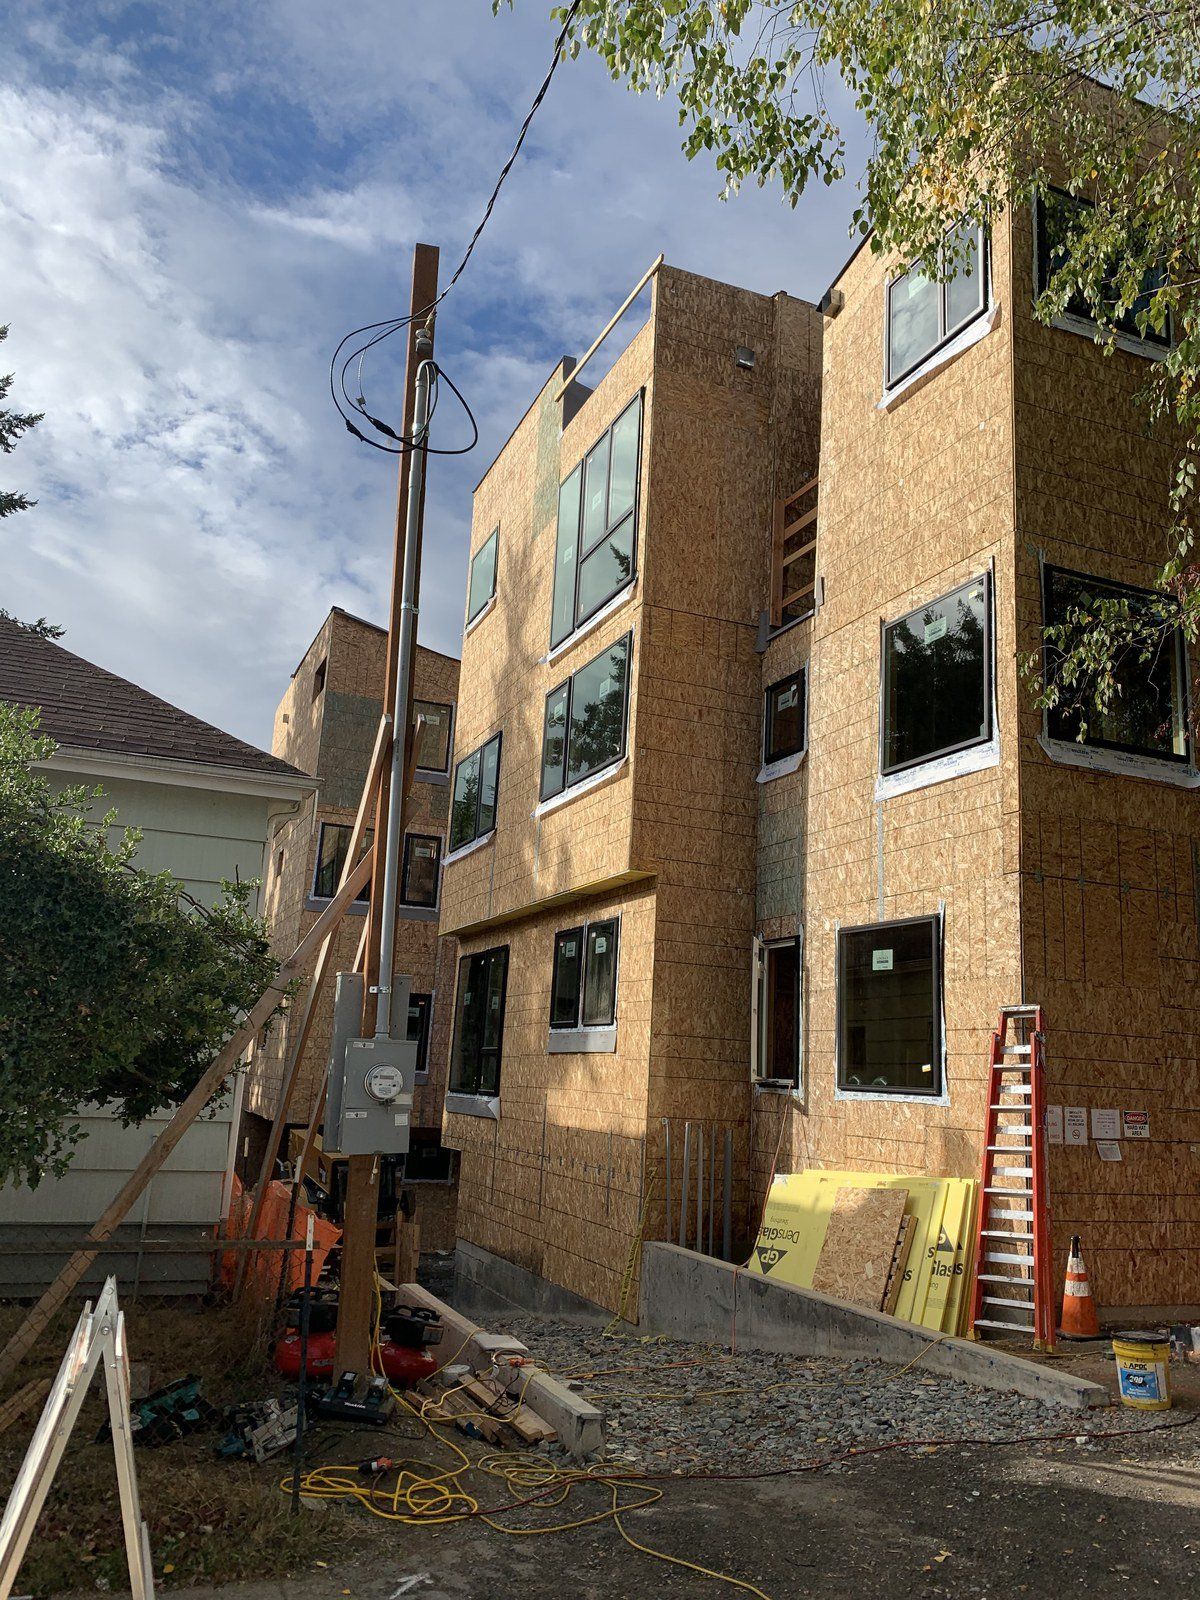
[639,1243,1108,1411]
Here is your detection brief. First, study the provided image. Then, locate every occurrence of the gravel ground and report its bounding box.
[491,1315,1169,1472]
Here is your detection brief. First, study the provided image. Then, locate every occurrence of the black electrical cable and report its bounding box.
[328,0,583,454]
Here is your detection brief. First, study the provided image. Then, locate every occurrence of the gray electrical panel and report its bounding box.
[323,972,417,1158]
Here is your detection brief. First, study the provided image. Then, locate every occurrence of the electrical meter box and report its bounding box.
[324,973,417,1157]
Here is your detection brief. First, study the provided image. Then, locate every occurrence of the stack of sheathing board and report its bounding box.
[747,1171,979,1335]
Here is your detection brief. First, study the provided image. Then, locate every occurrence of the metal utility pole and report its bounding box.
[335,244,439,1377]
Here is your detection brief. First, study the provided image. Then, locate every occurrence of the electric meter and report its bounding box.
[364,1061,405,1103]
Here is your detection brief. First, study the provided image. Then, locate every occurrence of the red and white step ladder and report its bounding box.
[969,1005,1056,1351]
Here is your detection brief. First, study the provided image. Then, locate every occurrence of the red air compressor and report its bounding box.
[274,1294,443,1389]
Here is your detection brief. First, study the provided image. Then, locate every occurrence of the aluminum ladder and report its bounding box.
[968,1005,1056,1351]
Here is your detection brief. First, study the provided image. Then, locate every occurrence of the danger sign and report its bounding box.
[1122,1110,1150,1140]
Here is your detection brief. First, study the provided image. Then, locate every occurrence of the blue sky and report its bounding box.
[1,1,865,748]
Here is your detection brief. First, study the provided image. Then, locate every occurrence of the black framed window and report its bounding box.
[550,917,620,1030]
[312,658,327,701]
[1043,566,1189,762]
[540,633,631,801]
[467,527,498,625]
[312,822,372,902]
[401,1130,455,1183]
[882,573,991,775]
[414,699,453,773]
[837,917,941,1096]
[754,939,800,1087]
[551,395,641,647]
[450,946,509,1097]
[764,669,807,764]
[886,221,987,386]
[407,992,431,1076]
[450,732,501,851]
[1034,188,1171,349]
[401,833,441,907]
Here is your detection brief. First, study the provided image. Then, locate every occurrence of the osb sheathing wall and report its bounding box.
[442,268,824,1310]
[244,611,461,1159]
[1010,196,1200,1310]
[750,220,1025,1216]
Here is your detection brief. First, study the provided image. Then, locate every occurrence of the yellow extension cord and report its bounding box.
[281,1274,774,1599]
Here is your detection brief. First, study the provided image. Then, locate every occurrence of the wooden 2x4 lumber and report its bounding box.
[551,253,664,403]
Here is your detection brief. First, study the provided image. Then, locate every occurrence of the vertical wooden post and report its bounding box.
[335,242,439,1376]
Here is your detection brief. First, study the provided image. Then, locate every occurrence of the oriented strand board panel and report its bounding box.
[748,1171,978,1334]
[811,1186,908,1308]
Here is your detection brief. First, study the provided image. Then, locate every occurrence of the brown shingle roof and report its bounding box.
[0,616,307,781]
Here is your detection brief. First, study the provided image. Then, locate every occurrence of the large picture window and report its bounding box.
[540,633,631,801]
[882,574,991,776]
[450,732,501,851]
[886,221,987,386]
[764,668,807,764]
[414,699,453,773]
[550,918,620,1031]
[1034,188,1171,349]
[837,917,942,1097]
[312,822,372,903]
[401,833,441,908]
[551,395,641,648]
[467,527,498,625]
[1043,566,1189,763]
[449,946,509,1097]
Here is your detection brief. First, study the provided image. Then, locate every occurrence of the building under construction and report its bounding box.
[435,201,1198,1321]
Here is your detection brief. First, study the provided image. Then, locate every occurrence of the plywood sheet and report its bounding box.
[748,1170,979,1334]
[811,1186,908,1309]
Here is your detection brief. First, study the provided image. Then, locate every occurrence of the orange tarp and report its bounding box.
[220,1174,341,1296]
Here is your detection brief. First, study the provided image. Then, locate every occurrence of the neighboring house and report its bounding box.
[241,607,462,1252]
[440,228,1199,1322]
[0,616,314,1294]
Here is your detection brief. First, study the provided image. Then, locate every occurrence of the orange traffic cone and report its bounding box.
[1060,1234,1100,1339]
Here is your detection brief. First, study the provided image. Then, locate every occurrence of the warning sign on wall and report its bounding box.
[1122,1110,1150,1140]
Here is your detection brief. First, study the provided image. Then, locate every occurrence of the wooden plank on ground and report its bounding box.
[811,1186,909,1310]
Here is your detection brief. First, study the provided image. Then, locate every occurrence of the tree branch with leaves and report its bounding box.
[0,324,42,520]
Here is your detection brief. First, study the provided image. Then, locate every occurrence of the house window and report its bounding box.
[764,669,807,764]
[837,917,942,1096]
[886,220,987,386]
[1034,188,1171,349]
[449,946,509,1097]
[540,633,631,801]
[407,992,431,1077]
[881,573,991,775]
[551,394,642,647]
[312,822,372,902]
[449,732,501,851]
[401,1130,455,1183]
[312,658,327,701]
[753,938,801,1087]
[467,527,498,625]
[414,699,453,773]
[550,918,620,1030]
[1043,566,1189,762]
[771,477,818,630]
[401,834,441,907]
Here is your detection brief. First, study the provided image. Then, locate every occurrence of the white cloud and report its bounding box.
[0,4,865,748]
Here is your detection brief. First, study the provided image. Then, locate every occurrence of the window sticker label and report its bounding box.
[562,940,576,957]
[923,616,948,644]
[594,936,608,953]
[872,949,894,972]
[778,685,798,710]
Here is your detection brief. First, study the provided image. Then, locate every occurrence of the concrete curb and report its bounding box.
[393,1280,605,1459]
[639,1243,1109,1412]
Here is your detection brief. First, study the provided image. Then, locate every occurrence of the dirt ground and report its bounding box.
[75,1405,1200,1600]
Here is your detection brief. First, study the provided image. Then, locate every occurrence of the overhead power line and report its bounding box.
[329,0,583,455]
